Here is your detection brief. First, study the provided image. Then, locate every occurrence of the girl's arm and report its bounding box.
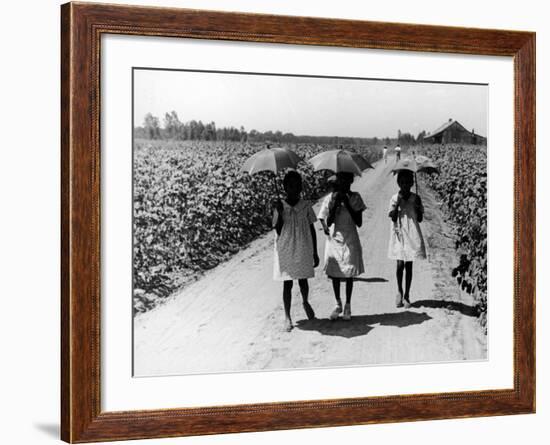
[343,194,363,227]
[310,224,319,267]
[388,196,401,240]
[343,199,363,227]
[388,195,399,222]
[326,194,340,227]
[319,219,330,236]
[273,201,284,235]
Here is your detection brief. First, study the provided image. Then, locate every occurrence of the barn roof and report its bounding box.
[424,119,486,140]
[425,119,465,138]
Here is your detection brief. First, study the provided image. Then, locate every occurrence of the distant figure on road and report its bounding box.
[395,144,402,161]
[383,145,388,164]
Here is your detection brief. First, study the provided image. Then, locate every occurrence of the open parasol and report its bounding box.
[308,149,374,176]
[391,156,439,193]
[241,145,302,196]
[414,155,440,175]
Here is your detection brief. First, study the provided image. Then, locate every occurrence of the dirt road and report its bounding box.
[134,156,486,377]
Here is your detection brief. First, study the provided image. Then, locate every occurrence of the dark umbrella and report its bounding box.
[241,145,302,196]
[308,149,373,176]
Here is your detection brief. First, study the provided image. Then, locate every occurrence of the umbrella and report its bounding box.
[391,158,419,175]
[241,146,301,175]
[308,150,374,176]
[391,156,439,193]
[241,145,302,195]
[391,156,440,174]
[415,155,440,175]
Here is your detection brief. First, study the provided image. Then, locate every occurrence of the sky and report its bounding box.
[134,68,488,139]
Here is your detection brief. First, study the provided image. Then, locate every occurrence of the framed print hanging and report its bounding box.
[61,2,535,442]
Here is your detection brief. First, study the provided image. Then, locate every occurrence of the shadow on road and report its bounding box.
[295,311,432,338]
[411,299,479,317]
[353,277,389,283]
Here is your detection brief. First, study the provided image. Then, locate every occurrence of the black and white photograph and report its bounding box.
[132,68,488,377]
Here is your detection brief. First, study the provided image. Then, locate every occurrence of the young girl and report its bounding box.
[388,170,427,308]
[272,170,320,332]
[318,172,366,321]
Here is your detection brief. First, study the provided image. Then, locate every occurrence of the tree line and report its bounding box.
[134,111,427,145]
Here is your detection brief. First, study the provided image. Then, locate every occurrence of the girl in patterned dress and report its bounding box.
[388,170,427,308]
[318,172,366,321]
[272,170,320,332]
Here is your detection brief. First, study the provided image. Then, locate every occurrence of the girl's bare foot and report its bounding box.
[403,295,411,308]
[284,318,293,332]
[303,302,316,320]
[395,292,404,308]
[329,304,343,321]
[343,303,352,321]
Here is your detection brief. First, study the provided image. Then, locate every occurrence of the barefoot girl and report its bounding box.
[273,170,320,332]
[388,169,426,308]
[318,172,366,321]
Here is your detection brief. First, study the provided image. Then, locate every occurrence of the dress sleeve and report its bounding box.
[318,195,330,220]
[307,202,317,224]
[388,194,398,214]
[350,193,366,212]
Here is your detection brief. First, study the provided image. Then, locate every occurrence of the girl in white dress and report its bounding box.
[318,172,366,321]
[388,170,427,308]
[273,170,319,332]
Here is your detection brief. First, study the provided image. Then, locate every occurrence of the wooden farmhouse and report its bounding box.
[422,119,487,145]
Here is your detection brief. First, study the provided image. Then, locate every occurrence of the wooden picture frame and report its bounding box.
[61,2,535,442]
